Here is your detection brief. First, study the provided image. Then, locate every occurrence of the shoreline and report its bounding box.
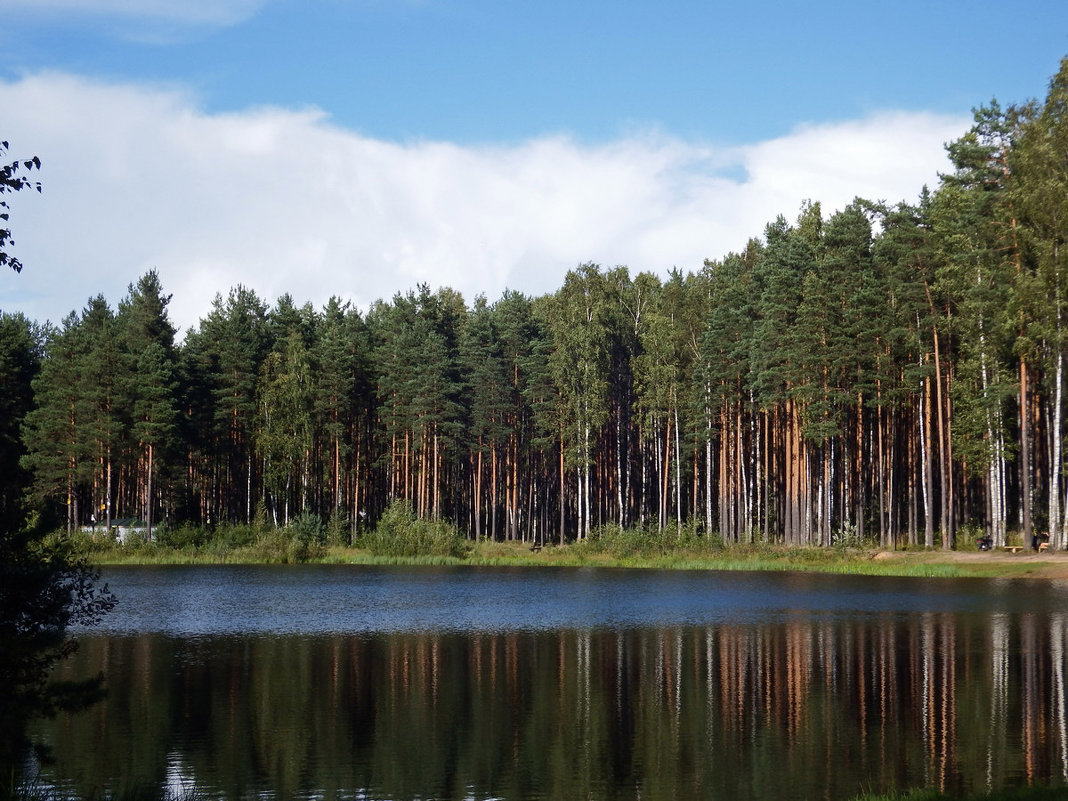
[863,547,1068,580]
[86,540,1068,580]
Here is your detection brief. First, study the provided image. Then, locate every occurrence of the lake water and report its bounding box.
[32,566,1068,800]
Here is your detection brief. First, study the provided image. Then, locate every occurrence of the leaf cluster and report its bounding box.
[0,141,41,274]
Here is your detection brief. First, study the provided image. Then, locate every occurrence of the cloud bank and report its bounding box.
[0,73,968,334]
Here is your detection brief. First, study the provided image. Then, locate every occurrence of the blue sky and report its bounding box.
[2,0,1067,331]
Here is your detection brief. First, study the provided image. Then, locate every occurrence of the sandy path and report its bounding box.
[872,547,1068,579]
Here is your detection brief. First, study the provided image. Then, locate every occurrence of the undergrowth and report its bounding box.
[49,516,1056,580]
[356,499,470,559]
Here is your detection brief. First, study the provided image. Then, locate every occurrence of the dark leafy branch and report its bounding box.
[0,141,42,274]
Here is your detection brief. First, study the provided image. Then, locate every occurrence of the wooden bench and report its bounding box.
[1039,541,1049,553]
[1003,545,1023,554]
[530,542,542,553]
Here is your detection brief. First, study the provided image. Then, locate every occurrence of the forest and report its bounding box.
[5,60,1068,553]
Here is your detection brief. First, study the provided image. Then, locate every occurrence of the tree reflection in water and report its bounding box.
[36,612,1068,801]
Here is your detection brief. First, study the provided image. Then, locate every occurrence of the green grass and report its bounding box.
[60,519,1061,580]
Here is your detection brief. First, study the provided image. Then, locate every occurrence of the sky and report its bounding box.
[1,0,1067,335]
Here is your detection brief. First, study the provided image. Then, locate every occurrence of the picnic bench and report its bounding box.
[1003,545,1023,554]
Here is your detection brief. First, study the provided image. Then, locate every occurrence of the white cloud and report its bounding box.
[0,73,968,335]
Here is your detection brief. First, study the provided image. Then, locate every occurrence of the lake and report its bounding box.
[31,565,1068,800]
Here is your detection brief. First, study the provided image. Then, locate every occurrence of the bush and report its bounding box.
[156,523,208,550]
[325,510,351,547]
[359,500,470,558]
[246,513,325,564]
[832,522,863,549]
[955,523,987,551]
[584,521,716,558]
[215,524,261,550]
[286,512,325,562]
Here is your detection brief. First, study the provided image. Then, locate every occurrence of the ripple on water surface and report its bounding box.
[90,564,1068,636]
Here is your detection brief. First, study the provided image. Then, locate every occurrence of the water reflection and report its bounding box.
[40,611,1068,801]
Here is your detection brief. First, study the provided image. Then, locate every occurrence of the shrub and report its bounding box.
[245,513,325,564]
[359,500,470,558]
[286,512,325,562]
[215,524,261,550]
[584,521,716,558]
[156,523,208,550]
[832,522,862,549]
[325,509,351,546]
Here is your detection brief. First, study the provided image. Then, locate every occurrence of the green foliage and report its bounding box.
[0,312,40,532]
[582,521,718,559]
[359,499,470,558]
[831,522,871,549]
[154,523,208,550]
[0,522,115,768]
[324,509,350,547]
[286,512,325,561]
[243,514,326,564]
[257,324,314,519]
[0,141,41,274]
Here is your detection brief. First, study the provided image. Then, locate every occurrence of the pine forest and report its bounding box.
[8,60,1068,553]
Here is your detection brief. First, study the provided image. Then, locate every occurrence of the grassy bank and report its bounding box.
[68,525,1066,580]
[52,500,1068,578]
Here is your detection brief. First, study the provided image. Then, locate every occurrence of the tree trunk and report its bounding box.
[146,442,155,542]
[922,372,934,548]
[474,444,483,540]
[1020,359,1033,546]
[877,396,887,547]
[616,412,625,527]
[661,415,671,533]
[1053,348,1064,549]
[705,391,713,537]
[558,430,565,544]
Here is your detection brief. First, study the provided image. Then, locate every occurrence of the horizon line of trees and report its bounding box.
[6,59,1068,550]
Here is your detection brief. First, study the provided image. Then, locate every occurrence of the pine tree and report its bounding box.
[695,250,756,540]
[77,296,123,533]
[118,271,180,537]
[752,213,816,543]
[314,297,369,531]
[217,286,269,523]
[20,316,87,533]
[1011,57,1068,549]
[131,342,178,539]
[935,106,1021,546]
[461,295,511,539]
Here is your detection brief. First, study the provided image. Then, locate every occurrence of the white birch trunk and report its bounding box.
[705,390,713,537]
[1052,348,1063,548]
[918,374,932,545]
[979,298,1007,546]
[616,413,624,527]
[674,402,682,537]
